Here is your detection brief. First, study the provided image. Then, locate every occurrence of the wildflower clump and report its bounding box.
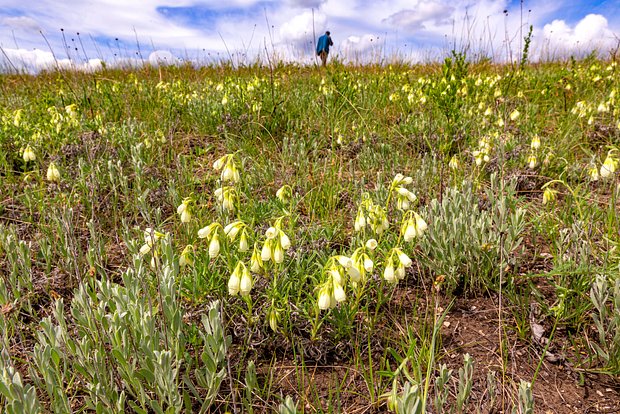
[401,211,428,242]
[139,227,168,268]
[176,196,194,223]
[213,153,241,212]
[260,217,292,265]
[472,136,491,166]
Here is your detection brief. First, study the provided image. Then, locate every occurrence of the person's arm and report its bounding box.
[329,37,333,46]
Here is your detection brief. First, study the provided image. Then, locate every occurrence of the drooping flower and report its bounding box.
[179,245,194,267]
[449,155,459,170]
[530,135,541,150]
[22,145,36,162]
[588,165,599,181]
[414,212,427,235]
[510,109,520,121]
[317,285,332,310]
[248,244,261,273]
[333,279,346,303]
[239,266,253,296]
[228,263,242,296]
[383,257,396,283]
[239,230,249,252]
[177,197,193,223]
[276,185,292,203]
[354,208,366,232]
[208,234,221,258]
[47,162,60,182]
[600,154,617,179]
[542,187,557,205]
[365,239,378,250]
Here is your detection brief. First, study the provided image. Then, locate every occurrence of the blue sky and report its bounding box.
[0,0,618,71]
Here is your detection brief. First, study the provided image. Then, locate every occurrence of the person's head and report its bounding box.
[326,31,330,36]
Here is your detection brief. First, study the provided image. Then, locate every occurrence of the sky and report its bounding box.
[0,0,619,72]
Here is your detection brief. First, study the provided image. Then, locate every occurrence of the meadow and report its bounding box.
[0,52,619,413]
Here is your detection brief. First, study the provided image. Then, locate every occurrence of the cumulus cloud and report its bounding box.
[0,47,105,73]
[540,14,617,58]
[148,50,180,66]
[279,10,326,47]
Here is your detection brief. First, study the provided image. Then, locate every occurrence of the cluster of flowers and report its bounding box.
[318,173,428,310]
[172,153,293,299]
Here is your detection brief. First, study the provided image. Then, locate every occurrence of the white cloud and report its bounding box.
[383,1,455,31]
[539,14,617,58]
[0,47,106,73]
[279,10,326,47]
[286,0,326,7]
[148,50,179,66]
[1,16,42,32]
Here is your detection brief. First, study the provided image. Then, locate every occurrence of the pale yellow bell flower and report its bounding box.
[23,145,36,162]
[208,234,220,258]
[46,162,60,182]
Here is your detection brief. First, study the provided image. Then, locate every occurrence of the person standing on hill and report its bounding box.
[316,31,334,67]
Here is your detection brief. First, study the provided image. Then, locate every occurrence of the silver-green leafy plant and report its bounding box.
[456,353,474,412]
[0,348,41,414]
[514,380,534,414]
[278,395,299,414]
[590,273,620,374]
[28,237,229,413]
[419,175,526,294]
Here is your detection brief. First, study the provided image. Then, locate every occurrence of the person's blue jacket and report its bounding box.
[316,33,333,55]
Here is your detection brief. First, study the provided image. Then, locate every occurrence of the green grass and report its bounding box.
[0,56,619,413]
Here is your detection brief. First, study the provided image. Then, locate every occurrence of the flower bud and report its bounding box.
[273,243,284,263]
[383,260,395,283]
[261,239,272,261]
[239,231,249,252]
[209,234,220,258]
[240,269,253,296]
[228,272,240,296]
[318,286,331,310]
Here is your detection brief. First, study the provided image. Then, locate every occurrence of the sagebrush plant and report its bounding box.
[419,175,526,294]
[0,52,619,412]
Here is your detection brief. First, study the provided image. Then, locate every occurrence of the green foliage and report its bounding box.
[0,56,619,412]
